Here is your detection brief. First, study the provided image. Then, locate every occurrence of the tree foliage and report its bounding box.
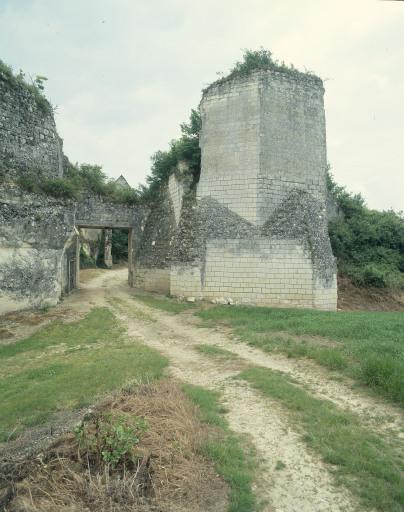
[17,163,140,204]
[141,109,201,200]
[327,169,404,289]
[112,229,129,263]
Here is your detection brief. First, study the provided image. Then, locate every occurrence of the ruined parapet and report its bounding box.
[168,68,337,310]
[0,76,64,180]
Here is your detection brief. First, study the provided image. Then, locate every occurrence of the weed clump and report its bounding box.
[73,412,148,470]
[205,48,320,93]
[0,59,53,115]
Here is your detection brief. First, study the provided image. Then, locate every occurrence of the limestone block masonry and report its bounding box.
[136,69,337,310]
[198,70,327,226]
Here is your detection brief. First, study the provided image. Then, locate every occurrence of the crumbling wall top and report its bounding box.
[0,76,63,180]
[202,68,324,100]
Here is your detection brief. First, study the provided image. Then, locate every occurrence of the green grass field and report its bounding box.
[198,306,404,405]
[194,344,238,359]
[0,308,168,442]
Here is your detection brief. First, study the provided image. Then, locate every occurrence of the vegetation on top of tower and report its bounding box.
[205,48,321,92]
[0,59,53,115]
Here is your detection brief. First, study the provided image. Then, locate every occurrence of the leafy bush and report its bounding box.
[16,173,39,193]
[40,177,79,199]
[342,263,403,289]
[74,412,148,470]
[327,169,404,289]
[112,229,128,263]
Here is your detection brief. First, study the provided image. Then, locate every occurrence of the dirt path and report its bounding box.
[72,269,360,511]
[7,268,404,511]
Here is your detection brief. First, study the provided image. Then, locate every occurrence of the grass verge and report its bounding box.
[197,306,404,406]
[133,294,196,314]
[239,367,404,512]
[194,344,238,359]
[0,308,168,442]
[183,384,257,512]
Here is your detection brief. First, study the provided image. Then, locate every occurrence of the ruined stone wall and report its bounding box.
[0,184,76,313]
[167,192,337,310]
[0,79,63,180]
[0,71,149,313]
[0,183,146,313]
[168,164,192,226]
[133,188,176,293]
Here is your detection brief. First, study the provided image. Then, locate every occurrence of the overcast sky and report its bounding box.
[0,0,403,211]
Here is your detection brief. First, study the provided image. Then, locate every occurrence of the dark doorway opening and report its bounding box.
[112,228,129,264]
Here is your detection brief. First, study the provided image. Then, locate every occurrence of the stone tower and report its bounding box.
[175,69,336,310]
[197,70,327,225]
[136,67,337,310]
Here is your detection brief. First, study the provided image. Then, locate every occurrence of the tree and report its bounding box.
[327,168,404,288]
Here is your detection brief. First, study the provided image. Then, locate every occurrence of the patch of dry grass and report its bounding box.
[1,380,228,512]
